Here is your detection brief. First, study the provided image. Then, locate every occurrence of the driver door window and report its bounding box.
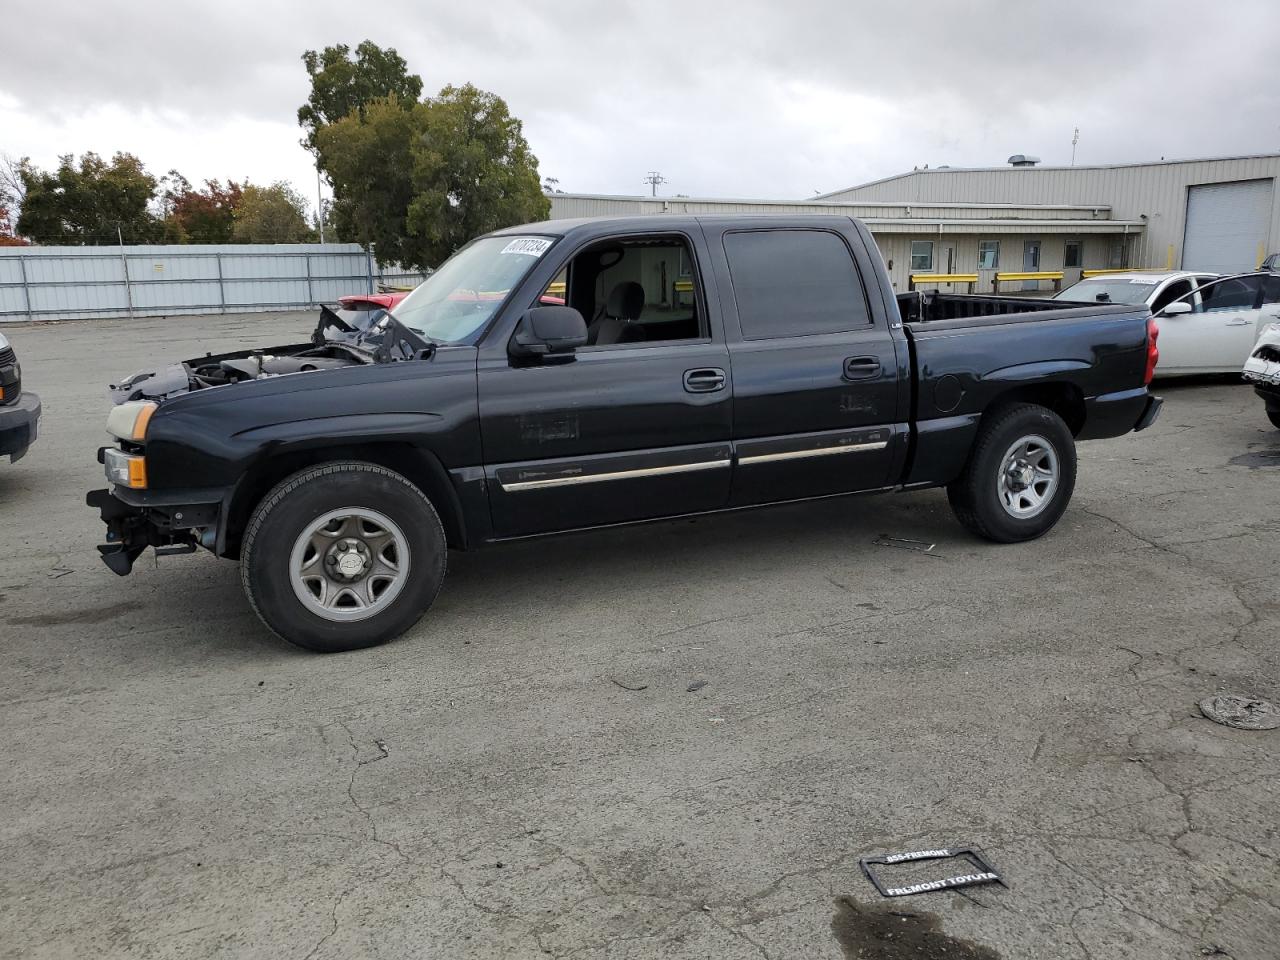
[1151,280,1192,315]
[537,235,706,348]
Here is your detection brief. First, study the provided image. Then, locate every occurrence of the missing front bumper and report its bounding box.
[86,488,207,575]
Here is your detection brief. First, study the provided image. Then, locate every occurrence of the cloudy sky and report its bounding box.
[3,0,1278,213]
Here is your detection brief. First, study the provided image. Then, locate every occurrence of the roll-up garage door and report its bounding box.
[1182,179,1274,273]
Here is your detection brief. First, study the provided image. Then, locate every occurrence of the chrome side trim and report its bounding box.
[738,440,888,466]
[500,458,731,492]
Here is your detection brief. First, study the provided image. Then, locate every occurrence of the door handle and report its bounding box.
[843,356,881,380]
[1224,318,1251,326]
[684,367,726,393]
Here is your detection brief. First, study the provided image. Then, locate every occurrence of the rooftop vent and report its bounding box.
[1008,154,1041,167]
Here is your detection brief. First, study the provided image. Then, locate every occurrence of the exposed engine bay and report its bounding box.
[109,307,434,404]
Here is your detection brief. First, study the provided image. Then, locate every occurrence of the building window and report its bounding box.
[1064,240,1083,268]
[910,240,934,272]
[1107,238,1126,269]
[977,240,1000,270]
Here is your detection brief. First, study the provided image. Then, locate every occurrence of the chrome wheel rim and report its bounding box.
[997,434,1059,519]
[289,508,410,622]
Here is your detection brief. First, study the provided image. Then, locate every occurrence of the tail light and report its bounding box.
[1144,316,1159,385]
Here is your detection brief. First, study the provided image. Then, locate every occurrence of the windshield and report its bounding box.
[1053,277,1159,305]
[388,235,555,343]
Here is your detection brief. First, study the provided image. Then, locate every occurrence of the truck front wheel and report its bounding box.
[240,461,447,652]
[947,403,1077,543]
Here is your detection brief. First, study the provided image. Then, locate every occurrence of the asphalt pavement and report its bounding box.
[1,311,1277,959]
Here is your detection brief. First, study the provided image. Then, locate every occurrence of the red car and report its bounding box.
[337,285,564,322]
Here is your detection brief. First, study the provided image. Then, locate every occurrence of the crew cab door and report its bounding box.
[1157,274,1265,373]
[708,222,906,506]
[477,229,733,538]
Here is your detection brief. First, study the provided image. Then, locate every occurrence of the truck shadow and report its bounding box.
[444,487,958,601]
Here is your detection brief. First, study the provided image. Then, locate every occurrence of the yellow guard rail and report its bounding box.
[993,271,1064,293]
[909,273,979,293]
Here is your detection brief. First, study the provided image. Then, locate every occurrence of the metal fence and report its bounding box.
[0,243,428,323]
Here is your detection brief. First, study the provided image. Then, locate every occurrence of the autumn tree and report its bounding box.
[17,152,160,243]
[161,172,244,243]
[231,182,315,242]
[298,41,423,154]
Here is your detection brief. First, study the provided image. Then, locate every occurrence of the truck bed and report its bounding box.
[897,290,1142,330]
[894,290,1153,487]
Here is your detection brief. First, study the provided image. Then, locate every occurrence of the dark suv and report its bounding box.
[0,332,41,463]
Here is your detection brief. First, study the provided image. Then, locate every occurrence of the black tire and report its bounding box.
[947,403,1077,543]
[241,461,447,653]
[1268,411,1280,430]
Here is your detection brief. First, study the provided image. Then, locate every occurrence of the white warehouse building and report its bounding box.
[547,153,1280,295]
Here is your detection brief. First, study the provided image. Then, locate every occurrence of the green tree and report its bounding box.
[313,85,549,270]
[231,182,316,243]
[16,152,160,243]
[161,172,244,243]
[298,41,423,154]
[407,84,549,267]
[315,95,419,263]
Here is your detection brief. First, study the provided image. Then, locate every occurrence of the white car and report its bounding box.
[1242,320,1280,429]
[1056,271,1280,376]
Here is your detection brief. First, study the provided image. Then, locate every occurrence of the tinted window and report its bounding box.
[1200,276,1262,312]
[1263,274,1280,305]
[724,230,871,340]
[1151,280,1192,314]
[1064,240,1083,268]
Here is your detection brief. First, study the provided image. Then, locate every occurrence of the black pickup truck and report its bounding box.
[88,216,1161,652]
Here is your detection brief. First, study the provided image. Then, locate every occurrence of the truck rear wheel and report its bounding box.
[947,403,1077,543]
[241,461,447,653]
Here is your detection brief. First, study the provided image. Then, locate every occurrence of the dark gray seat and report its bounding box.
[587,281,645,345]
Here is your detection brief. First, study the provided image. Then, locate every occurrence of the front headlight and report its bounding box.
[0,332,10,351]
[106,400,158,442]
[104,448,148,488]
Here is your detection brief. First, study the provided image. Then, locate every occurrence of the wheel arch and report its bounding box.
[984,381,1087,436]
[220,441,468,559]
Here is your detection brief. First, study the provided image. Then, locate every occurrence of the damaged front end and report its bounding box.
[90,308,436,575]
[109,307,432,403]
[86,486,207,575]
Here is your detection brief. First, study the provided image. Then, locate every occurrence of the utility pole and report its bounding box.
[316,164,326,244]
[1071,127,1080,167]
[642,171,667,197]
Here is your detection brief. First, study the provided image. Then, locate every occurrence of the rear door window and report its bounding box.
[1199,276,1263,312]
[723,230,871,340]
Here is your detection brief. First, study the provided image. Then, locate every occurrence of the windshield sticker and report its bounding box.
[1128,279,1158,284]
[501,238,553,257]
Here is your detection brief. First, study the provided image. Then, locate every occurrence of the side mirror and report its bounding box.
[509,306,588,359]
[1160,301,1193,317]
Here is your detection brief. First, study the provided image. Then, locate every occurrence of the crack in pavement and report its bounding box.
[299,723,413,960]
